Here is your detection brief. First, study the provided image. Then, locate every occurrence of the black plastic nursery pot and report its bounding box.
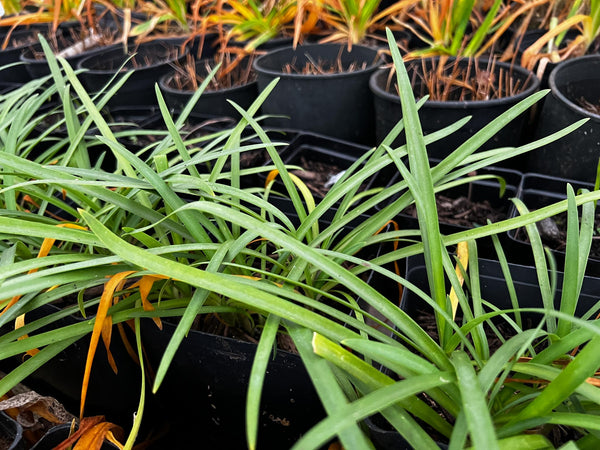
[0,411,24,450]
[369,57,540,165]
[19,29,118,80]
[77,38,187,108]
[0,63,30,92]
[253,43,383,145]
[0,29,52,68]
[159,56,258,119]
[507,172,600,276]
[140,320,325,449]
[364,415,449,450]
[0,304,145,431]
[528,55,600,183]
[30,423,119,449]
[402,255,600,330]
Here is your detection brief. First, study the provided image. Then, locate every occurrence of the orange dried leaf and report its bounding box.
[265,169,280,187]
[73,422,125,450]
[129,275,168,329]
[101,314,117,374]
[80,271,135,419]
[116,322,140,366]
[53,416,105,450]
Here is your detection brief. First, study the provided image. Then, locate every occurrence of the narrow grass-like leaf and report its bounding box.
[557,185,583,337]
[512,199,555,332]
[246,314,281,450]
[289,326,373,450]
[451,350,499,450]
[509,335,600,429]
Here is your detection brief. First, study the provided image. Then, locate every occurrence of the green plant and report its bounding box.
[310,0,416,47]
[129,0,191,37]
[0,29,598,450]
[294,29,600,449]
[400,0,548,58]
[205,0,308,52]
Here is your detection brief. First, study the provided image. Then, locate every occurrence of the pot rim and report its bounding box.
[253,43,382,80]
[77,38,186,74]
[158,56,257,95]
[369,57,540,109]
[549,54,600,121]
[20,40,112,64]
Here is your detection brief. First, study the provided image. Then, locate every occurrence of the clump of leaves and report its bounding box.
[282,53,369,75]
[384,56,534,102]
[165,50,257,92]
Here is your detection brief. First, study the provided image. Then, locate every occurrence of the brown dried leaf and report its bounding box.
[0,391,74,427]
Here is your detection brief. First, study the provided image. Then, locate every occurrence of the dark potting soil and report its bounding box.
[514,211,600,259]
[290,157,349,198]
[576,96,600,115]
[167,55,257,92]
[404,194,507,228]
[282,56,369,75]
[0,433,12,449]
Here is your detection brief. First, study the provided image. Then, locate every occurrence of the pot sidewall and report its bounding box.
[529,55,600,183]
[254,44,382,145]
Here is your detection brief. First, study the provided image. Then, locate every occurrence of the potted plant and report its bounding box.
[303,0,415,47]
[527,54,600,183]
[519,0,600,83]
[19,11,129,80]
[294,30,600,449]
[76,37,188,109]
[159,49,259,119]
[0,43,391,447]
[370,55,540,163]
[253,42,383,144]
[396,0,531,58]
[204,0,302,52]
[0,26,597,450]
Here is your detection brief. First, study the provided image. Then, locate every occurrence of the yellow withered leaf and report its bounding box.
[449,241,469,320]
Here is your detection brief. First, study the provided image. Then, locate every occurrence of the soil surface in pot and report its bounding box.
[514,211,600,259]
[403,194,508,228]
[290,157,363,198]
[25,28,118,59]
[282,55,370,74]
[166,54,257,92]
[576,96,600,115]
[385,57,535,102]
